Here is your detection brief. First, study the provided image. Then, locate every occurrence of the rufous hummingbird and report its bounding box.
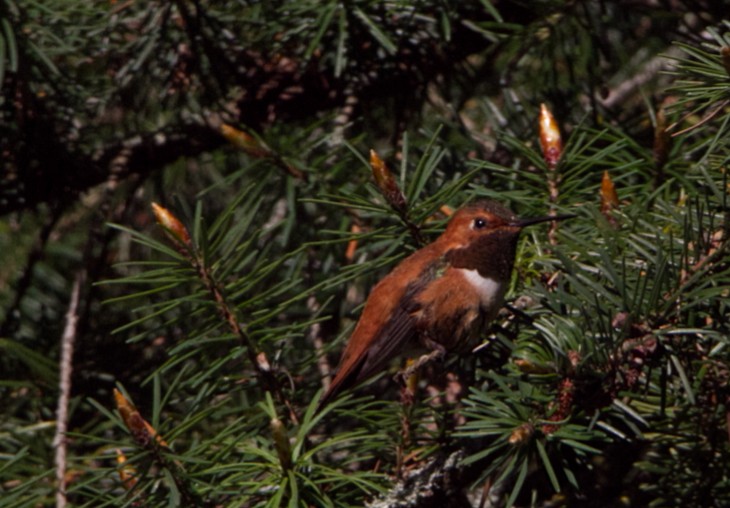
[318,200,574,409]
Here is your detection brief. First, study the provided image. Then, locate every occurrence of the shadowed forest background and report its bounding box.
[1,1,730,506]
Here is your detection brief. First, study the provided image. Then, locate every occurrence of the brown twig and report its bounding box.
[193,252,300,424]
[114,388,207,505]
[151,203,299,424]
[53,271,85,508]
[598,46,683,110]
[668,99,730,137]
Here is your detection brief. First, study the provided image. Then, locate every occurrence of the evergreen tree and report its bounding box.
[1,1,729,506]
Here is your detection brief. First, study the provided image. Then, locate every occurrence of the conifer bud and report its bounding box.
[345,223,362,263]
[115,449,138,490]
[270,417,292,470]
[370,150,407,214]
[600,170,620,227]
[114,388,168,448]
[600,171,619,213]
[513,358,553,375]
[151,202,191,248]
[220,124,271,158]
[653,106,670,171]
[539,103,563,169]
[508,422,534,445]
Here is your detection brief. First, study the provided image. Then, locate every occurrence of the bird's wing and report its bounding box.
[318,257,446,408]
[348,297,420,386]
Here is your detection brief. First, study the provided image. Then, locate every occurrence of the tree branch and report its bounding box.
[53,271,85,508]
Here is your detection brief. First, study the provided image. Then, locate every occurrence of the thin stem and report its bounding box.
[53,271,85,508]
[191,253,300,424]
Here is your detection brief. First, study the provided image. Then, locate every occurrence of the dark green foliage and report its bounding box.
[1,1,730,507]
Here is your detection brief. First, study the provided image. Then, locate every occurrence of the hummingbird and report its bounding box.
[318,200,574,408]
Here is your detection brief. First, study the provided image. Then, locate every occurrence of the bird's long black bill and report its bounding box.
[514,213,577,228]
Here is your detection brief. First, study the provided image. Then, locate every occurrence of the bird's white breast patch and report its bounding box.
[458,268,504,309]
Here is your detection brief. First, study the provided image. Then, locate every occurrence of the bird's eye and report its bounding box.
[473,217,488,229]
